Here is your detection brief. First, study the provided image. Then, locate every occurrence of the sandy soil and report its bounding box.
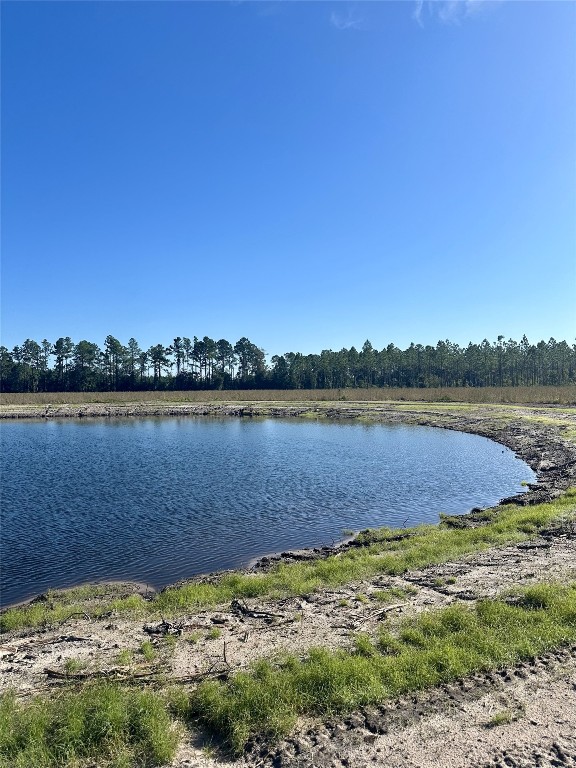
[2,530,575,767]
[2,403,576,767]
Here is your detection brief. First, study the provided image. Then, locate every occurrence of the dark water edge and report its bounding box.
[1,417,535,608]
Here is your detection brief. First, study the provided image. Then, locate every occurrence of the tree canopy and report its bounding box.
[1,334,574,393]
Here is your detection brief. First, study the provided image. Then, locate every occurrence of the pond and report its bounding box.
[1,417,535,607]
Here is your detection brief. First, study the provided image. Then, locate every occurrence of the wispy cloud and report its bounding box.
[413,0,497,27]
[413,0,426,28]
[330,7,366,31]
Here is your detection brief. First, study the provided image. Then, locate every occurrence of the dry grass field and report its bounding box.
[1,385,575,406]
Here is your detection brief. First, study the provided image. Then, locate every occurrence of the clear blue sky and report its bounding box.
[2,0,575,358]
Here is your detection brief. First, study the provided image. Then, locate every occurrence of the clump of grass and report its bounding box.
[115,649,133,667]
[485,707,524,728]
[207,627,222,640]
[0,591,146,633]
[64,657,87,675]
[191,582,576,753]
[140,640,156,661]
[3,491,575,633]
[0,682,179,768]
[373,585,417,602]
[353,633,378,657]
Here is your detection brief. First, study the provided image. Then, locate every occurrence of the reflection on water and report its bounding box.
[1,417,534,607]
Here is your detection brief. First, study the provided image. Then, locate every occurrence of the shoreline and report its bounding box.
[1,580,156,613]
[3,402,576,614]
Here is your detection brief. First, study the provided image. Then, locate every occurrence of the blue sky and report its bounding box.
[2,0,575,358]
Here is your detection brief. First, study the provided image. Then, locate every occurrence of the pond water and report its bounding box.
[1,417,535,607]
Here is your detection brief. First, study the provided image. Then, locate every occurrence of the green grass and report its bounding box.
[0,585,146,633]
[63,658,87,675]
[485,707,524,728]
[140,640,156,662]
[115,649,133,667]
[191,582,576,753]
[3,490,576,633]
[3,583,576,763]
[372,585,418,602]
[0,683,180,768]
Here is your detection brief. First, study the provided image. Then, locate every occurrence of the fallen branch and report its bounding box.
[44,667,122,680]
[355,603,407,627]
[373,602,407,616]
[143,619,183,636]
[1,635,90,655]
[44,663,230,685]
[231,599,286,622]
[60,612,92,623]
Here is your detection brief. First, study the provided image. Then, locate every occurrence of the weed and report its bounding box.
[485,706,525,728]
[115,649,133,667]
[140,640,156,661]
[207,627,222,640]
[202,742,217,759]
[64,657,87,675]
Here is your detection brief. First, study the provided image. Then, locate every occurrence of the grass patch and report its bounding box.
[0,682,180,768]
[140,640,156,662]
[3,491,575,633]
[115,649,133,667]
[0,587,146,633]
[485,706,524,728]
[192,582,576,753]
[372,585,418,602]
[63,658,87,675]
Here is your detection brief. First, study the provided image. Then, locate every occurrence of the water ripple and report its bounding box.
[0,417,534,606]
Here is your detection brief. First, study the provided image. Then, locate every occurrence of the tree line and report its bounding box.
[1,334,574,393]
